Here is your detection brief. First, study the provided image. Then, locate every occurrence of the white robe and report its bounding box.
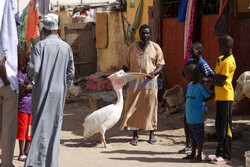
[0,0,18,91]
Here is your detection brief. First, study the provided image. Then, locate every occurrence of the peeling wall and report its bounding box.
[97,12,128,72]
[96,0,154,72]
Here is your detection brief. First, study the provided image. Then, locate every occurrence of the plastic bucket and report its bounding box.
[245,151,250,167]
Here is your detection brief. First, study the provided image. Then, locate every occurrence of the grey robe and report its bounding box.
[25,34,74,167]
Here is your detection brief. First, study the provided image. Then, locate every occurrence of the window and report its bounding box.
[236,0,250,17]
[202,0,220,15]
[162,0,180,18]
[162,0,221,18]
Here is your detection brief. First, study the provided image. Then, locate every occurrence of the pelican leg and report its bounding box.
[100,133,107,148]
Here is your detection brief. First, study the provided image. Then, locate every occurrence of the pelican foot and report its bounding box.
[104,144,113,148]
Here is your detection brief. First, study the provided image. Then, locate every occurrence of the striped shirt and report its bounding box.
[186,57,214,77]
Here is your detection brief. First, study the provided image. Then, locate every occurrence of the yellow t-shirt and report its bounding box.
[214,55,236,101]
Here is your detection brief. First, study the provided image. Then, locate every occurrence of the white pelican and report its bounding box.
[83,70,148,147]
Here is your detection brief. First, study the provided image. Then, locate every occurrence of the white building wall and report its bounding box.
[17,0,30,15]
[16,0,117,16]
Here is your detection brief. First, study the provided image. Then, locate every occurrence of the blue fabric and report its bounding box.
[178,0,188,22]
[186,57,214,77]
[15,13,23,25]
[188,123,204,144]
[185,81,212,124]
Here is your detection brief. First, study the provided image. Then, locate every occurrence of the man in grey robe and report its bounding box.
[25,13,75,167]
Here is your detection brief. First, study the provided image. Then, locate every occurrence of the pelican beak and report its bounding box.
[107,73,114,79]
[122,72,149,83]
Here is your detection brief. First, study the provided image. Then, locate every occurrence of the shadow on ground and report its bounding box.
[110,157,188,163]
[61,98,250,167]
[101,149,177,155]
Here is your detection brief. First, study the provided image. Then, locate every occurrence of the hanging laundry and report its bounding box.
[17,4,29,42]
[192,0,201,43]
[0,0,7,32]
[25,0,40,42]
[178,0,188,22]
[183,0,201,65]
[0,0,19,91]
[214,0,229,36]
[127,0,143,44]
[35,0,50,15]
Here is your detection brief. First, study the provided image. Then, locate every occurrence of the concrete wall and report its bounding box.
[97,12,128,72]
[96,0,155,72]
[54,10,71,40]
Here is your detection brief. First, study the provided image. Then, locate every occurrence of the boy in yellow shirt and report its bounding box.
[207,35,236,164]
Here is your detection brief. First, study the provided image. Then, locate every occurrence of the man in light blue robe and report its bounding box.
[25,13,75,167]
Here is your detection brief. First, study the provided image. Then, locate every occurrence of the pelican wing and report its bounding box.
[83,104,116,138]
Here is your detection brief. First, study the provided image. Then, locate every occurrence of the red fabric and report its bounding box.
[213,0,229,36]
[25,0,40,42]
[16,112,32,140]
[217,0,228,19]
[184,0,201,65]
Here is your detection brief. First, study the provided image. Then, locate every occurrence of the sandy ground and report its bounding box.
[10,100,250,167]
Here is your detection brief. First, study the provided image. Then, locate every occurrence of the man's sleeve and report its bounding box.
[66,47,75,86]
[123,46,131,70]
[26,42,41,85]
[155,44,165,67]
[202,63,214,77]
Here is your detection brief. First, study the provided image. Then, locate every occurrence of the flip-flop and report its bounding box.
[148,139,157,145]
[210,157,231,165]
[130,139,138,146]
[18,155,27,161]
[205,154,217,161]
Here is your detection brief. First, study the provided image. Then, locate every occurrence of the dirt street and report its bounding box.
[11,101,250,167]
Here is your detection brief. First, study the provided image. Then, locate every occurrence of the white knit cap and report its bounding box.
[43,13,59,30]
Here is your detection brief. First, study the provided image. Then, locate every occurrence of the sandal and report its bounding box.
[18,155,27,161]
[148,139,157,145]
[205,154,217,161]
[210,157,231,165]
[130,139,138,146]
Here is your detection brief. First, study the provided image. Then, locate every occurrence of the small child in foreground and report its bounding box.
[16,53,32,161]
[183,64,212,162]
[179,42,214,154]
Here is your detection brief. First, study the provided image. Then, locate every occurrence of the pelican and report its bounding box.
[83,70,148,147]
[234,71,250,109]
